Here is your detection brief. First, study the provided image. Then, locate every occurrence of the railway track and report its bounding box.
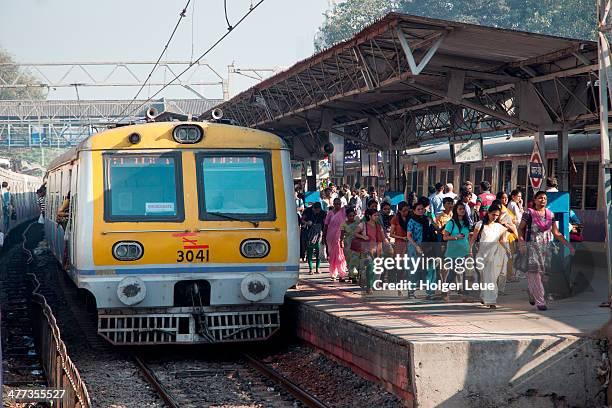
[0,223,47,389]
[133,352,330,408]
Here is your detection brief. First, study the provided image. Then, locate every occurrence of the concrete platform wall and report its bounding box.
[285,296,607,407]
[284,298,415,405]
[411,337,605,408]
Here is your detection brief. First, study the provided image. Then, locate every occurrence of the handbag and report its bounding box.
[472,222,485,256]
[10,209,16,220]
[350,222,368,252]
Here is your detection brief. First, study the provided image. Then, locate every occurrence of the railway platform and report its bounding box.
[285,245,610,408]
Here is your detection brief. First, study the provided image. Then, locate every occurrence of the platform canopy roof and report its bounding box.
[202,13,599,159]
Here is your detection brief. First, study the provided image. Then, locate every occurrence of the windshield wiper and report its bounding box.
[207,212,259,228]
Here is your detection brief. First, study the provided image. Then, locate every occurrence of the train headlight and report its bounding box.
[117,277,147,306]
[173,124,203,144]
[240,273,270,302]
[112,241,144,261]
[240,239,270,258]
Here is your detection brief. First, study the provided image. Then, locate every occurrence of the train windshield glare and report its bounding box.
[198,154,274,220]
[104,153,182,221]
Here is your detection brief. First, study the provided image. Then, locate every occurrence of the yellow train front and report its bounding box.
[44,120,299,345]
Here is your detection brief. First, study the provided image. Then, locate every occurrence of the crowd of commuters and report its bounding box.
[296,176,578,311]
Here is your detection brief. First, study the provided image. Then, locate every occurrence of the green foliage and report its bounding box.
[314,0,595,51]
[0,48,47,100]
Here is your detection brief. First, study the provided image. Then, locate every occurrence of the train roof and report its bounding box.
[46,121,287,171]
[401,133,601,162]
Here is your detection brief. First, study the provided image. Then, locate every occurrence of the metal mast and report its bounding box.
[597,0,612,298]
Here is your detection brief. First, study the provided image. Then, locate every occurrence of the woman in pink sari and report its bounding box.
[323,198,347,281]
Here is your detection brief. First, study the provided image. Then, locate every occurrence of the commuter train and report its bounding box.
[0,166,41,239]
[341,133,605,242]
[44,118,299,344]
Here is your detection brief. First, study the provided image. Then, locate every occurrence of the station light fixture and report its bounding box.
[173,124,203,144]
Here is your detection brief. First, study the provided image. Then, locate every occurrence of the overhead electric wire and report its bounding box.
[191,0,197,61]
[224,0,233,30]
[117,0,266,123]
[115,0,192,121]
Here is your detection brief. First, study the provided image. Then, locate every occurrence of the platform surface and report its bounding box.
[291,264,610,342]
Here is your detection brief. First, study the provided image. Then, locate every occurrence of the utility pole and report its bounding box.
[597,0,612,300]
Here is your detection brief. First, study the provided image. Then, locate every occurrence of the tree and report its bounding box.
[0,48,46,100]
[314,0,595,51]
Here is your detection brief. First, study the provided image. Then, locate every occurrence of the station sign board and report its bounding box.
[529,142,544,190]
[450,138,484,164]
[329,132,345,177]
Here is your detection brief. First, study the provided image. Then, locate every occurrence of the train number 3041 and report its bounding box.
[176,249,209,263]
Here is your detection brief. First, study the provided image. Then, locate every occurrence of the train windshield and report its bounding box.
[104,153,184,222]
[196,153,275,221]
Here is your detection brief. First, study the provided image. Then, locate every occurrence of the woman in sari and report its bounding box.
[390,201,410,295]
[495,193,520,285]
[353,208,386,295]
[441,201,471,302]
[323,198,348,282]
[518,191,574,310]
[340,207,361,283]
[406,199,437,299]
[469,203,516,309]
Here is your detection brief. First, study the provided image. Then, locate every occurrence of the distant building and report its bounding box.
[0,158,10,170]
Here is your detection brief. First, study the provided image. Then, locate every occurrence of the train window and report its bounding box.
[405,170,423,196]
[474,167,493,194]
[440,169,455,185]
[584,161,599,210]
[547,159,559,178]
[497,161,512,193]
[103,153,184,222]
[460,164,471,184]
[516,165,535,202]
[570,162,584,209]
[427,166,437,187]
[196,152,275,221]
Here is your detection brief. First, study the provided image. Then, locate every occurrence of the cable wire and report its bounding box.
[115,0,192,121]
[191,0,196,62]
[224,0,233,30]
[117,0,266,123]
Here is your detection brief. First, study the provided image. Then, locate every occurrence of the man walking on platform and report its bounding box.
[1,182,15,233]
[477,181,496,219]
[443,183,457,201]
[462,181,478,204]
[429,182,445,216]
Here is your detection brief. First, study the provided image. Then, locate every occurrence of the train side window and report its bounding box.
[570,162,584,210]
[103,153,184,222]
[547,159,559,178]
[196,152,276,222]
[474,168,483,194]
[427,166,437,188]
[498,161,512,193]
[460,164,471,185]
[584,161,599,210]
[405,169,423,196]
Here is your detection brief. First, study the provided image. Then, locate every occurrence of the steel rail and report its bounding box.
[132,355,181,408]
[242,353,330,408]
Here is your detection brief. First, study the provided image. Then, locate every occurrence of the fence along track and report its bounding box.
[23,221,92,408]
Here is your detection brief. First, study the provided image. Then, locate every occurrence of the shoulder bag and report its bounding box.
[350,222,368,253]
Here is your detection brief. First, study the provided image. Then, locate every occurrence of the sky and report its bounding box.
[0,0,332,101]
